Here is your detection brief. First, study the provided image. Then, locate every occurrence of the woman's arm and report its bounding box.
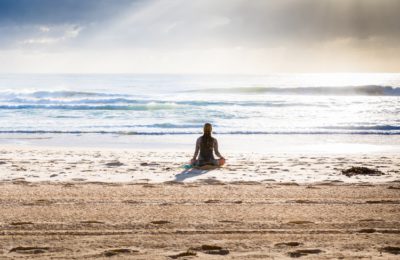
[192,137,200,160]
[214,138,224,158]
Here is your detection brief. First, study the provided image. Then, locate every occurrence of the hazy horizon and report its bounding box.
[0,0,399,74]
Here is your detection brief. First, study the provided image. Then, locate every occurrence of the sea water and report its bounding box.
[0,73,399,137]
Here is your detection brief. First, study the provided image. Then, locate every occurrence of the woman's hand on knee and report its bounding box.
[218,158,226,166]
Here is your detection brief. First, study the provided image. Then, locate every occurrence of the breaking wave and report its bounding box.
[0,90,331,110]
[186,85,400,96]
[1,124,399,135]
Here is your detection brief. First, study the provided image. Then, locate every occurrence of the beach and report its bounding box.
[2,0,400,257]
[1,179,400,259]
[1,137,400,184]
[1,142,400,259]
[0,74,399,258]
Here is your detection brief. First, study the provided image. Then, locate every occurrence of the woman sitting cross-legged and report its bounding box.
[191,123,225,167]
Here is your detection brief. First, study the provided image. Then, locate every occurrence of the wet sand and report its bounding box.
[1,182,400,259]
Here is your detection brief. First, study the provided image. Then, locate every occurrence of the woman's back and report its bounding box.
[199,135,216,161]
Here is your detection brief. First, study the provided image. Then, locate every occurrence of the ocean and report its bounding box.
[0,73,399,137]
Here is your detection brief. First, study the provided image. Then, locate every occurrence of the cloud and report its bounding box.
[38,26,50,32]
[18,25,83,45]
[63,0,399,52]
[2,0,400,49]
[0,0,399,73]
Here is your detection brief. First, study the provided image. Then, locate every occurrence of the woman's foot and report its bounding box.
[218,158,226,166]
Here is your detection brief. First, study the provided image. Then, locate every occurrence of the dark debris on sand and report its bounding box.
[169,250,197,259]
[103,248,138,257]
[9,247,50,254]
[381,246,400,255]
[275,242,302,247]
[189,245,230,255]
[105,161,124,167]
[288,249,323,258]
[341,167,384,177]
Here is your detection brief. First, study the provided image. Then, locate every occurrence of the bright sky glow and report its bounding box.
[0,0,399,74]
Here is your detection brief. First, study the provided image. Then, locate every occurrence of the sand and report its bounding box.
[0,146,400,259]
[1,182,400,259]
[0,146,399,183]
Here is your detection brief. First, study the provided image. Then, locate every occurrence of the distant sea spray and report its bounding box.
[0,74,399,135]
[185,85,400,96]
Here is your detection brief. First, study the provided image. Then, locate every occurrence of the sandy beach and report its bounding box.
[1,145,399,184]
[0,146,400,259]
[1,0,400,258]
[1,181,400,259]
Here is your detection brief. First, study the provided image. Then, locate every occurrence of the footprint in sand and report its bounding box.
[71,178,86,181]
[142,184,157,188]
[306,186,320,189]
[357,228,376,233]
[123,200,141,204]
[10,222,34,226]
[105,161,124,167]
[9,247,50,254]
[103,248,139,257]
[288,249,323,257]
[365,200,398,204]
[287,200,316,204]
[204,199,221,203]
[189,245,229,256]
[286,220,314,225]
[150,220,170,225]
[169,250,197,259]
[80,220,105,224]
[23,200,53,206]
[358,219,383,222]
[275,242,302,247]
[380,246,400,255]
[219,220,241,223]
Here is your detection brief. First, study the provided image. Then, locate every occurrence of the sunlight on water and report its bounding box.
[0,73,399,135]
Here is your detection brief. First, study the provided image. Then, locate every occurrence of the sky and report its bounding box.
[0,0,399,74]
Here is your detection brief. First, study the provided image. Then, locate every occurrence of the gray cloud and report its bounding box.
[75,0,400,50]
[1,0,399,73]
[1,0,400,49]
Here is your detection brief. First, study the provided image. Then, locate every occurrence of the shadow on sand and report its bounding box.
[174,165,218,182]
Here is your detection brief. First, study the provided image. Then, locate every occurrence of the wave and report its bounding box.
[318,125,400,131]
[0,103,181,110]
[0,90,329,109]
[0,101,326,110]
[186,85,400,96]
[0,90,124,99]
[0,88,397,112]
[1,129,399,135]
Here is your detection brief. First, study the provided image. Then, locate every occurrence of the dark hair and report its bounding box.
[201,123,213,157]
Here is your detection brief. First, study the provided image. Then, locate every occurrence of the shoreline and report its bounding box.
[1,133,400,153]
[0,145,399,184]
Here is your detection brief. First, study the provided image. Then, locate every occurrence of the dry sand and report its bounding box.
[1,182,400,259]
[0,147,399,183]
[0,146,400,259]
